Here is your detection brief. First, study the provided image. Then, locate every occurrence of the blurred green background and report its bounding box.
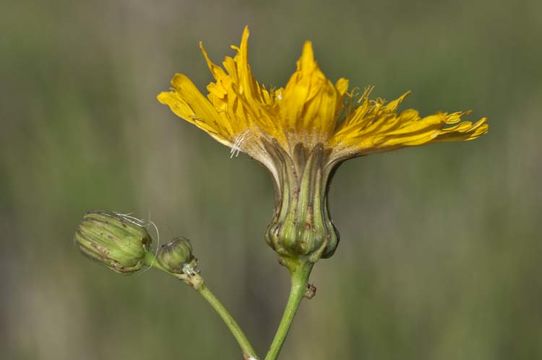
[2,0,541,359]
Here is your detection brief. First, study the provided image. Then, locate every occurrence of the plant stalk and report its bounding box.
[265,261,313,360]
[144,252,258,359]
[198,284,258,359]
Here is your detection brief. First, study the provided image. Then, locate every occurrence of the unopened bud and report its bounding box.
[156,237,196,274]
[75,211,152,273]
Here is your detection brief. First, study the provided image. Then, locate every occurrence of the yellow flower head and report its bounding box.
[158,27,487,179]
[158,27,488,265]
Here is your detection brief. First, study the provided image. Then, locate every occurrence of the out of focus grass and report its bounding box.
[1,0,541,359]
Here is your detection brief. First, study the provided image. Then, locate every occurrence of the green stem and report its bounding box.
[265,261,313,360]
[198,283,258,359]
[144,252,258,359]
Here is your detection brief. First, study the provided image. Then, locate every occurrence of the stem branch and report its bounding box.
[198,284,258,359]
[144,252,258,359]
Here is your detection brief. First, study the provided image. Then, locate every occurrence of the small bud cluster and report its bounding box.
[75,211,198,282]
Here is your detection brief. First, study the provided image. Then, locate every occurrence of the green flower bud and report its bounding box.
[75,211,152,273]
[156,237,196,274]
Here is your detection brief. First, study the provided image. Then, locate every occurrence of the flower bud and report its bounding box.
[156,237,196,274]
[75,211,152,273]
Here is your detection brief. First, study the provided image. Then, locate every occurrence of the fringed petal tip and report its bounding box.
[436,116,489,142]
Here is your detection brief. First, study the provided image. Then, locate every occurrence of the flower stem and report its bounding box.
[198,283,258,359]
[265,261,313,360]
[144,252,258,359]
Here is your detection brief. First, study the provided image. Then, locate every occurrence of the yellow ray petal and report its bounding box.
[197,27,283,146]
[330,94,488,155]
[157,74,233,146]
[279,41,345,144]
